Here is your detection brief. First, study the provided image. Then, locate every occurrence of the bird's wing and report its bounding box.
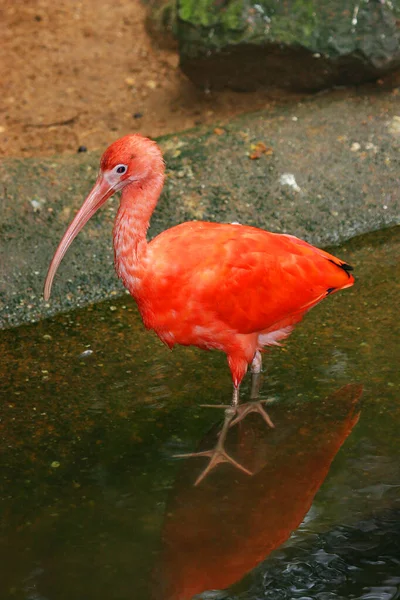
[147,222,353,334]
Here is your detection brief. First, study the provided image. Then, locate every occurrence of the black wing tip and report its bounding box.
[341,263,354,273]
[327,258,354,277]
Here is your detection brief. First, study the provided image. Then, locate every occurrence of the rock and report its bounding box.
[1,87,399,329]
[177,0,400,91]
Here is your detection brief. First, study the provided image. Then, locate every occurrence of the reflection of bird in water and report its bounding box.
[154,384,362,600]
[44,134,355,483]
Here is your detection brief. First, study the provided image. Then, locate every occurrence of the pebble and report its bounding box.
[30,199,44,212]
[79,349,93,358]
[280,173,301,192]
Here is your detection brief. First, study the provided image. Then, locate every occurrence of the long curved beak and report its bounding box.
[44,175,114,301]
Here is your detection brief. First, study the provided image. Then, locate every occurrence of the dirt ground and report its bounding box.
[0,0,301,158]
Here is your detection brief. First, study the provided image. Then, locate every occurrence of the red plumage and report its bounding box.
[133,222,353,385]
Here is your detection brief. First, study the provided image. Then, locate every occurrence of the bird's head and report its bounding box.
[100,134,164,189]
[43,134,164,301]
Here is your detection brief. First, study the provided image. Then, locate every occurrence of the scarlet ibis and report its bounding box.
[44,134,354,484]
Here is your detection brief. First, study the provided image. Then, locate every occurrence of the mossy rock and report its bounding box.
[177,0,400,91]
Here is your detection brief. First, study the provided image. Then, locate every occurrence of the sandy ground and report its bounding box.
[0,0,301,158]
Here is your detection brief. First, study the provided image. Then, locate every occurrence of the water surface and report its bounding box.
[0,226,399,599]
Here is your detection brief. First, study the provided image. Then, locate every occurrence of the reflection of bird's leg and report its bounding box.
[230,351,275,429]
[175,386,252,486]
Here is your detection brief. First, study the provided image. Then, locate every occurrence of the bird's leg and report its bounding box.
[174,386,252,486]
[229,351,275,429]
[250,349,262,399]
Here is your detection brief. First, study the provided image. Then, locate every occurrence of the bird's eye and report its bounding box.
[115,164,127,174]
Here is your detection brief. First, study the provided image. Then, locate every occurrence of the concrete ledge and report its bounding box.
[1,88,399,329]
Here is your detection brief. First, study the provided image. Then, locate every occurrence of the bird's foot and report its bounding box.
[175,446,252,486]
[174,408,252,486]
[200,397,275,429]
[230,399,275,429]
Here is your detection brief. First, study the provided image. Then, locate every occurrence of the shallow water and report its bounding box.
[0,226,399,600]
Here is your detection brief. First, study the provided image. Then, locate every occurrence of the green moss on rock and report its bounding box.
[177,0,400,90]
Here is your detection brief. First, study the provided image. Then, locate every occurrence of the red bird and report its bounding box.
[44,134,354,484]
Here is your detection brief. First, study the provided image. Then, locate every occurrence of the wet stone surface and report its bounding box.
[0,226,399,599]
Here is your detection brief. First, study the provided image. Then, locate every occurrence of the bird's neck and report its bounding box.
[113,172,164,294]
